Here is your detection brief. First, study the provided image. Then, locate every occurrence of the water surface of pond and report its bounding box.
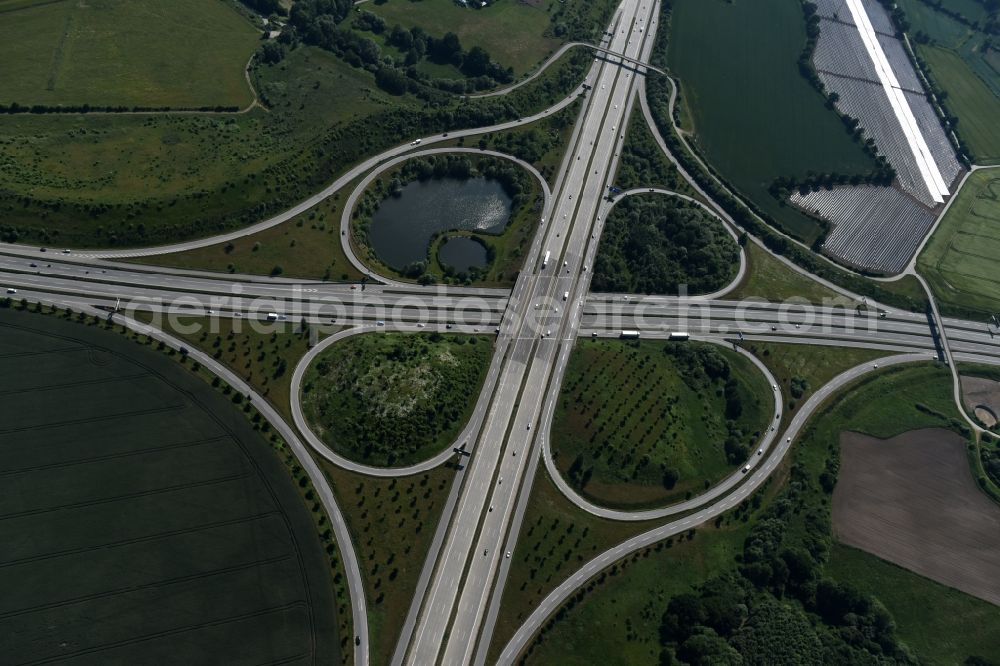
[369,177,511,269]
[438,236,488,273]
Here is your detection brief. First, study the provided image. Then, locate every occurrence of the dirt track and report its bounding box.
[961,375,1000,427]
[833,428,1000,606]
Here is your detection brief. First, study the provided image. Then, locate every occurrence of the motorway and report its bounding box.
[400,2,663,663]
[5,0,1000,664]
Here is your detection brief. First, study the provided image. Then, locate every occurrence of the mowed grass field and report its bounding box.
[551,339,771,509]
[666,0,877,243]
[0,307,339,663]
[918,168,1000,317]
[0,0,258,108]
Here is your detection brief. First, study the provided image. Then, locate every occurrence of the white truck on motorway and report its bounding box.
[542,251,551,269]
[563,291,569,301]
[620,330,640,339]
[669,331,690,341]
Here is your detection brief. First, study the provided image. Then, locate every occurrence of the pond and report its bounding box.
[438,236,488,273]
[368,177,512,269]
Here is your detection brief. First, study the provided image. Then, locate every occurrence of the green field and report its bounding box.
[743,342,888,423]
[0,306,339,663]
[828,544,1000,665]
[552,339,772,509]
[0,32,589,248]
[136,313,330,422]
[487,467,662,662]
[301,332,493,466]
[896,0,1000,163]
[918,168,1000,318]
[0,0,258,108]
[666,0,877,243]
[921,46,1000,163]
[593,194,740,295]
[364,0,612,76]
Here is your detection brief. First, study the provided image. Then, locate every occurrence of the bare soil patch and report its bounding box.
[833,428,1000,606]
[961,375,1000,427]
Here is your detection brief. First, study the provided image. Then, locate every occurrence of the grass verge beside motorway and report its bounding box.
[301,332,493,467]
[0,0,258,108]
[486,466,661,663]
[0,305,343,663]
[132,313,325,423]
[320,462,457,666]
[551,339,771,509]
[918,168,1000,319]
[729,242,842,304]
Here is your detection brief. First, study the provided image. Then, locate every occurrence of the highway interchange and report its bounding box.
[3,0,1000,664]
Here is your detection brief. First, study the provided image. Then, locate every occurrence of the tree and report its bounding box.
[463,46,491,77]
[258,41,287,65]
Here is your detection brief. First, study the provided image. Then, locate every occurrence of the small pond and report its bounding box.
[438,236,488,273]
[368,177,511,269]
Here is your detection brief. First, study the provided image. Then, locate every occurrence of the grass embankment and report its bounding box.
[301,332,493,466]
[742,342,888,432]
[0,305,342,663]
[730,242,842,304]
[486,467,663,662]
[0,0,258,108]
[593,193,740,295]
[1,24,591,248]
[667,0,877,244]
[552,339,771,509]
[516,362,1000,665]
[135,186,366,282]
[321,463,457,666]
[918,169,1000,319]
